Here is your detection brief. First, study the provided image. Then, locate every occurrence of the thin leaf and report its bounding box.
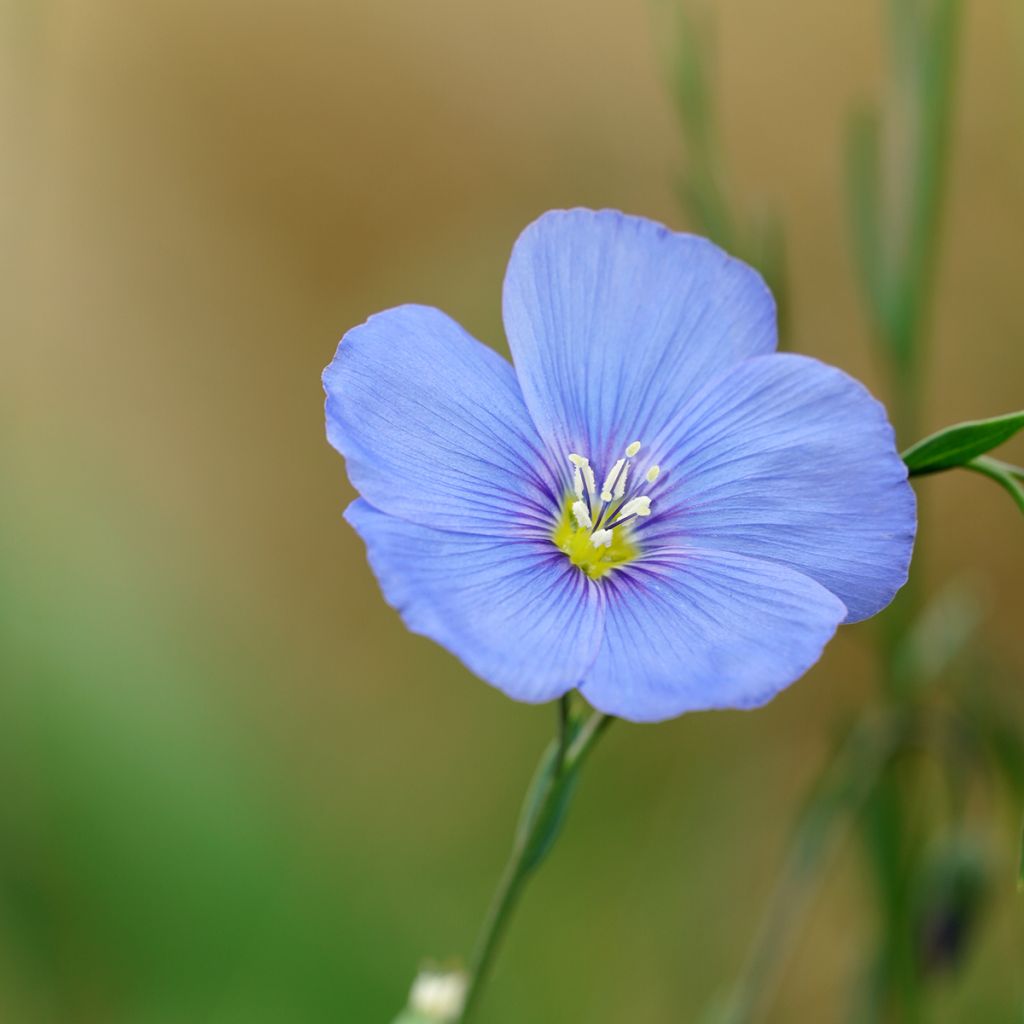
[893,0,963,359]
[512,709,609,877]
[514,738,582,876]
[845,106,889,343]
[902,410,1024,475]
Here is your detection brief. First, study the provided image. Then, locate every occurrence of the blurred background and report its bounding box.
[1,1,1022,1021]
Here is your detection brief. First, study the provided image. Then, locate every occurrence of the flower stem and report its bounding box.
[456,705,613,1023]
[458,845,526,1023]
[965,456,1024,516]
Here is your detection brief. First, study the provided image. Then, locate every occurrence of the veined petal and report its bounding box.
[324,304,558,537]
[580,549,847,723]
[502,209,776,462]
[346,500,604,702]
[644,354,916,622]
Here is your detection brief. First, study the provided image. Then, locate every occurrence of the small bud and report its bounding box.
[408,969,468,1022]
[913,836,988,977]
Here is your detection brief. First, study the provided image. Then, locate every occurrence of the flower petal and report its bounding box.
[580,549,847,722]
[324,304,558,537]
[346,499,604,702]
[643,353,916,622]
[502,209,776,462]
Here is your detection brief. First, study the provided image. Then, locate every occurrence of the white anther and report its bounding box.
[590,528,614,548]
[572,465,584,500]
[625,441,642,457]
[645,465,661,484]
[568,453,597,500]
[600,459,625,503]
[571,500,592,529]
[619,495,652,518]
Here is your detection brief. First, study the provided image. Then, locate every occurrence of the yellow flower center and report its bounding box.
[551,441,659,580]
[552,498,640,580]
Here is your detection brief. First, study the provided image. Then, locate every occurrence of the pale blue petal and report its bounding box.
[640,354,916,622]
[502,209,776,463]
[324,304,558,538]
[345,500,604,702]
[580,549,847,722]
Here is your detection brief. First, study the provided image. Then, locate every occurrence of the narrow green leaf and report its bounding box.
[902,409,1024,475]
[511,709,610,878]
[845,106,888,340]
[895,0,963,358]
[670,3,716,156]
[515,743,581,876]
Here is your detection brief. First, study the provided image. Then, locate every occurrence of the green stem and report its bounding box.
[458,844,527,1024]
[456,707,613,1024]
[965,456,1024,515]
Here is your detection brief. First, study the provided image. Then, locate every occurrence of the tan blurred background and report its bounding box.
[1,1,1022,1021]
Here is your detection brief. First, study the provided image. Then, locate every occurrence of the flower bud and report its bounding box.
[914,836,988,976]
[407,968,468,1022]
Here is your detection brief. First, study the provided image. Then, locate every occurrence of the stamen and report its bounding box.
[619,496,651,519]
[600,459,625,503]
[559,443,656,577]
[604,512,637,530]
[613,463,630,500]
[568,453,597,502]
[571,500,592,529]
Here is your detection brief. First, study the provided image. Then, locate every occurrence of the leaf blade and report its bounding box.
[902,410,1024,475]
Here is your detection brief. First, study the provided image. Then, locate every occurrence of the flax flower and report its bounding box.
[323,209,915,721]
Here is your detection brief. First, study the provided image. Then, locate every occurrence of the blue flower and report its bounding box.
[323,209,916,722]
